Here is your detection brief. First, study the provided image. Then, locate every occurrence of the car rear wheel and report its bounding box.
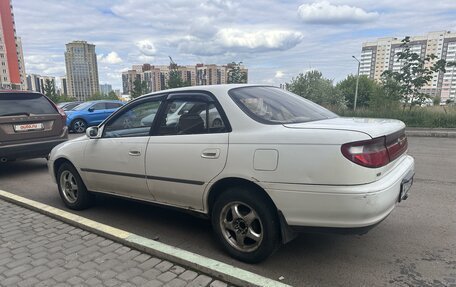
[211,187,280,263]
[57,162,94,210]
[72,119,87,133]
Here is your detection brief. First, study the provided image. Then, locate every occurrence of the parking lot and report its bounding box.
[0,136,455,286]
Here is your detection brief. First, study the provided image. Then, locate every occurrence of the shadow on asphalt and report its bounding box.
[90,192,345,267]
[0,159,48,178]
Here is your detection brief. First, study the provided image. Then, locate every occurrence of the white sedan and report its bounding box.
[48,84,414,263]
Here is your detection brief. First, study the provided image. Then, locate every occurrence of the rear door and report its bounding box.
[145,92,230,211]
[0,93,65,146]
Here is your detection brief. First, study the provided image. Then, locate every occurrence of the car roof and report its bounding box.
[85,100,123,103]
[139,84,274,99]
[0,90,45,96]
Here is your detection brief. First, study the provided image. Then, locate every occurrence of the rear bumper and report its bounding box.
[265,155,415,230]
[0,129,68,160]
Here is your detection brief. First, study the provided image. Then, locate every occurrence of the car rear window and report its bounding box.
[0,93,57,116]
[229,86,337,124]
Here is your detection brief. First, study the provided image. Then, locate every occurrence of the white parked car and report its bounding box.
[48,85,414,263]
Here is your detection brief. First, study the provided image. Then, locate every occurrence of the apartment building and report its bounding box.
[361,31,456,102]
[99,83,113,95]
[0,0,26,90]
[122,63,248,95]
[64,41,99,101]
[26,74,56,94]
[60,76,67,96]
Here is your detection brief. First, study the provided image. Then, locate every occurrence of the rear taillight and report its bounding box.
[55,105,67,123]
[386,134,408,162]
[341,137,390,168]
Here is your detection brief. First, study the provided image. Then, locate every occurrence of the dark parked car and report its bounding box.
[0,91,68,162]
[57,101,83,111]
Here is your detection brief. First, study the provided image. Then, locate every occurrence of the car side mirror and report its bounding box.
[88,107,94,112]
[86,126,101,139]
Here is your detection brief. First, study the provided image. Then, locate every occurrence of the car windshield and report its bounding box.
[0,93,57,116]
[229,86,338,124]
[72,102,92,111]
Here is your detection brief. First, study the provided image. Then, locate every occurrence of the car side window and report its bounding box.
[103,99,161,138]
[106,102,122,109]
[156,99,226,136]
[91,103,106,111]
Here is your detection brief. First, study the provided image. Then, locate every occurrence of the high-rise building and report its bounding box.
[361,31,456,103]
[26,74,55,94]
[60,76,67,96]
[64,41,99,101]
[99,83,112,95]
[0,0,26,90]
[122,63,248,95]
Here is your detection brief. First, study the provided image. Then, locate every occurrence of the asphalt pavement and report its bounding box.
[0,136,455,286]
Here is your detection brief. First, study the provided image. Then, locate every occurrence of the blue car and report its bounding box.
[66,100,124,133]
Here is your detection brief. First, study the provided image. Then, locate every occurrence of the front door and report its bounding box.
[82,97,163,200]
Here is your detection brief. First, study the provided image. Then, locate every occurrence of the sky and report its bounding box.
[12,0,456,90]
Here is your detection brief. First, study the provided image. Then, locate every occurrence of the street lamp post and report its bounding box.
[352,56,361,111]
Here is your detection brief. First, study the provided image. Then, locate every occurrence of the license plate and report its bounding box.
[14,123,44,132]
[399,172,414,202]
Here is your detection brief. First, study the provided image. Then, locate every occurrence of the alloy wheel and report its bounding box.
[60,170,79,203]
[219,201,264,252]
[73,120,86,133]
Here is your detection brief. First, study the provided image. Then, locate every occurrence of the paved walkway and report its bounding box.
[0,199,230,287]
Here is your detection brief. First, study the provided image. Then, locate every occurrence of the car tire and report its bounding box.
[211,187,280,263]
[57,162,94,210]
[72,119,87,133]
[212,118,223,128]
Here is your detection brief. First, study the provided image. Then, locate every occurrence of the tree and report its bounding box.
[369,74,403,110]
[381,36,454,110]
[287,70,345,108]
[87,91,119,101]
[44,79,58,102]
[131,78,149,98]
[107,91,118,100]
[227,62,247,84]
[433,95,441,106]
[336,75,380,109]
[166,56,190,89]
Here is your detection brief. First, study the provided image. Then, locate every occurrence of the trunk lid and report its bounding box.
[285,117,408,178]
[283,117,405,138]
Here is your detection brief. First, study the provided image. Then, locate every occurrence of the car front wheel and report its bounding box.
[72,119,87,133]
[211,187,280,263]
[57,162,94,210]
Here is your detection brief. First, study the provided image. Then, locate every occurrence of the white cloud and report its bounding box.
[178,28,304,56]
[25,54,66,76]
[298,1,379,24]
[138,54,155,62]
[98,51,123,64]
[216,28,303,50]
[136,40,157,56]
[275,71,285,78]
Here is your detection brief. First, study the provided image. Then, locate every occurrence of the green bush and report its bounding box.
[332,106,456,128]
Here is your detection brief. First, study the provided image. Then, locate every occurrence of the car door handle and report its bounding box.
[201,149,220,159]
[129,150,141,156]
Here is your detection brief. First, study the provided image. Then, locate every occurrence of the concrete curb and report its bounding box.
[406,128,456,138]
[0,190,291,287]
